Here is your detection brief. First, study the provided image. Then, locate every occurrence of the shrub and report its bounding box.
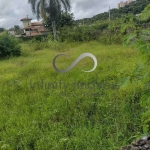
[98,31,123,44]
[58,21,124,44]
[123,28,150,134]
[0,31,21,58]
[27,37,49,51]
[58,25,102,42]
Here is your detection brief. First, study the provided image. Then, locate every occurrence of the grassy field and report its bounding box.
[0,41,145,150]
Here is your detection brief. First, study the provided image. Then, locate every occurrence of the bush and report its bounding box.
[27,37,50,51]
[98,31,123,44]
[0,31,21,58]
[58,21,124,44]
[58,25,102,42]
[25,34,70,51]
[123,28,150,134]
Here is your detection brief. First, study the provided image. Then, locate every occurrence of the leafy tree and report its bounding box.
[28,0,71,41]
[0,31,21,58]
[140,4,150,22]
[75,0,150,25]
[14,25,20,35]
[43,11,74,30]
[123,3,150,134]
[0,28,5,33]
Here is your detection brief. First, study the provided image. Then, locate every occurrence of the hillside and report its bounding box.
[75,0,150,25]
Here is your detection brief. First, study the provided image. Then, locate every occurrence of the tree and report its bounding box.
[140,4,150,22]
[14,25,20,35]
[0,28,5,33]
[0,31,21,58]
[28,0,71,41]
[44,11,74,30]
[75,0,150,25]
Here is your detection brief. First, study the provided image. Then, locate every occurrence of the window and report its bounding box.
[25,29,30,31]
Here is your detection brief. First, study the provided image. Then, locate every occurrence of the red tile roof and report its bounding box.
[21,18,32,21]
[24,26,36,29]
[31,22,43,26]
[37,26,49,32]
[23,26,49,32]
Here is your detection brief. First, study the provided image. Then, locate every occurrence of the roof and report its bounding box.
[31,22,43,26]
[21,18,32,21]
[37,26,49,32]
[23,25,49,32]
[24,26,36,30]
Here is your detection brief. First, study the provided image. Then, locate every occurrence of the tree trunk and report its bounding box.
[52,21,56,41]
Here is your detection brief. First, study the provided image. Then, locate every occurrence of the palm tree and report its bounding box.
[28,0,71,40]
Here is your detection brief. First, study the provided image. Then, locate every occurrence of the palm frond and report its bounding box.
[36,1,41,20]
[28,0,71,20]
[61,0,71,12]
[28,0,37,14]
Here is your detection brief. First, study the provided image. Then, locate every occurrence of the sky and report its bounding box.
[0,0,121,29]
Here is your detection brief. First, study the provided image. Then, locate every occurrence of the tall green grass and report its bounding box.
[0,41,145,150]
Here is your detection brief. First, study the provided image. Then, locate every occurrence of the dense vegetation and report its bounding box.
[43,11,75,30]
[75,0,150,25]
[0,1,150,149]
[0,28,5,33]
[0,41,144,150]
[28,0,71,41]
[0,31,21,58]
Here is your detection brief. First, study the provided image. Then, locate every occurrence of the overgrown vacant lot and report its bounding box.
[0,42,145,150]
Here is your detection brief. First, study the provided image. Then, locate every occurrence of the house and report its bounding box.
[20,17,49,37]
[8,28,15,36]
[8,28,23,37]
[118,0,135,9]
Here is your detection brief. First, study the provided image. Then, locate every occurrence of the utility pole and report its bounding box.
[109,6,111,22]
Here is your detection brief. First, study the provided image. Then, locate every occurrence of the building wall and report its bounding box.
[128,0,133,3]
[120,2,125,7]
[118,0,134,9]
[22,20,31,28]
[8,31,15,35]
[25,31,32,35]
[124,1,128,6]
[32,29,38,33]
